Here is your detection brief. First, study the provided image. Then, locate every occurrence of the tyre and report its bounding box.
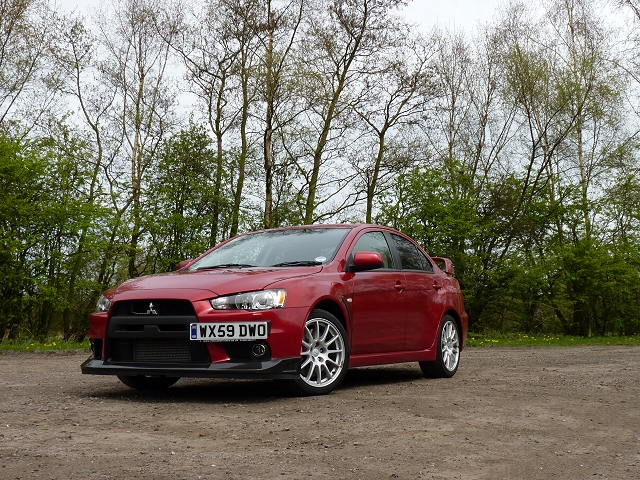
[117,375,180,391]
[419,315,460,378]
[290,309,349,396]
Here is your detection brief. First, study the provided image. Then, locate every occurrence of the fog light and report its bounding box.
[251,343,267,357]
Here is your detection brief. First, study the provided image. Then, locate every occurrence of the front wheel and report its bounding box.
[117,375,180,391]
[419,315,460,378]
[289,309,349,396]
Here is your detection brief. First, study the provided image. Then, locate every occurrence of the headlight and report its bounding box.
[96,294,111,313]
[210,289,286,311]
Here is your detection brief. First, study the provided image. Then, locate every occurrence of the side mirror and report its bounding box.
[348,251,385,272]
[176,259,193,270]
[431,257,454,276]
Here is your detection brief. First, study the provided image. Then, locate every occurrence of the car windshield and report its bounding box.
[189,228,351,270]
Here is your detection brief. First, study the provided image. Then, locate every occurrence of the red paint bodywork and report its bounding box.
[85,224,468,375]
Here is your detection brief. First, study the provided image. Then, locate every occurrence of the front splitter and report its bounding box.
[81,356,301,380]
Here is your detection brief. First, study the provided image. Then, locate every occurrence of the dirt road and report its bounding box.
[1,346,639,479]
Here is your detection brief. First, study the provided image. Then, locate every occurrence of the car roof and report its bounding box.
[242,223,395,234]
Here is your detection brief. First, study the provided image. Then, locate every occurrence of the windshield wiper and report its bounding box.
[196,263,257,270]
[270,260,323,267]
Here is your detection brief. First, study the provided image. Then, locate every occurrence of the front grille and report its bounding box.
[133,339,192,363]
[105,299,210,366]
[111,300,195,317]
[109,338,210,364]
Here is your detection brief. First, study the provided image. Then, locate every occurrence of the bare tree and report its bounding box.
[351,28,435,222]
[261,0,304,227]
[225,0,263,236]
[52,18,119,335]
[615,0,640,127]
[166,0,266,240]
[297,0,408,224]
[96,0,178,278]
[464,24,517,195]
[164,1,239,243]
[617,0,640,19]
[0,0,59,133]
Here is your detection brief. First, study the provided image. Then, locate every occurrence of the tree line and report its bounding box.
[1,0,640,340]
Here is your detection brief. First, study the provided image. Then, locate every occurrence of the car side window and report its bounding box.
[351,232,393,269]
[390,234,433,272]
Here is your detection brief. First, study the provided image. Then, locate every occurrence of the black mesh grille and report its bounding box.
[108,338,210,364]
[133,339,191,363]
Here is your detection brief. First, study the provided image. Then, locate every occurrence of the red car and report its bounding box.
[82,224,468,395]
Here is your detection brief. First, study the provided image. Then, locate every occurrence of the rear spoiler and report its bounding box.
[431,257,454,276]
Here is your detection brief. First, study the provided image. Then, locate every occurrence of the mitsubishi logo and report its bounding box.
[131,301,160,315]
[146,302,158,315]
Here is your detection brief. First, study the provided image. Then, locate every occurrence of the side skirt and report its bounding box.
[349,349,437,368]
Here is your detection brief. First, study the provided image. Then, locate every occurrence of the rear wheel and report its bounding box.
[419,315,460,378]
[117,375,180,391]
[290,309,349,396]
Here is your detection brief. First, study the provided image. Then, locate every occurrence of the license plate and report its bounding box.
[190,322,269,341]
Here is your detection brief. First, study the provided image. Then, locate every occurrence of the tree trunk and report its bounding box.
[263,1,274,228]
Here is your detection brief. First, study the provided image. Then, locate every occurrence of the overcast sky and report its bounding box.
[402,0,503,32]
[58,0,505,33]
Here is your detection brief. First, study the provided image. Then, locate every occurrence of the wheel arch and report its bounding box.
[443,309,465,349]
[311,298,349,337]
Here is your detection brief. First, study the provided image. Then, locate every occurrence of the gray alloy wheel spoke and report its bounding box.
[305,365,314,382]
[444,352,453,370]
[325,334,339,347]
[320,326,330,342]
[445,323,454,341]
[313,320,320,341]
[325,357,339,367]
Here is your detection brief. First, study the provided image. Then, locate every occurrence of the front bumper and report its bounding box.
[81,356,301,379]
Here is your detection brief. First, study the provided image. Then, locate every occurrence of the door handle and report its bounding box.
[394,281,405,291]
[433,281,443,290]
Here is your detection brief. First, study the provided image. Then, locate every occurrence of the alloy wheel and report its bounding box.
[300,316,346,388]
[441,319,460,372]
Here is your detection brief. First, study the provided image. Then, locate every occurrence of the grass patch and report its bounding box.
[466,332,640,347]
[0,338,90,352]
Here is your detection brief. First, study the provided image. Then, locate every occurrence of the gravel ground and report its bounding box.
[1,345,639,479]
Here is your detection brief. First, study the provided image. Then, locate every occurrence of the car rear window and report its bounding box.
[390,234,433,272]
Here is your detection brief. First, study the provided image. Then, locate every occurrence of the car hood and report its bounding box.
[107,266,323,299]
